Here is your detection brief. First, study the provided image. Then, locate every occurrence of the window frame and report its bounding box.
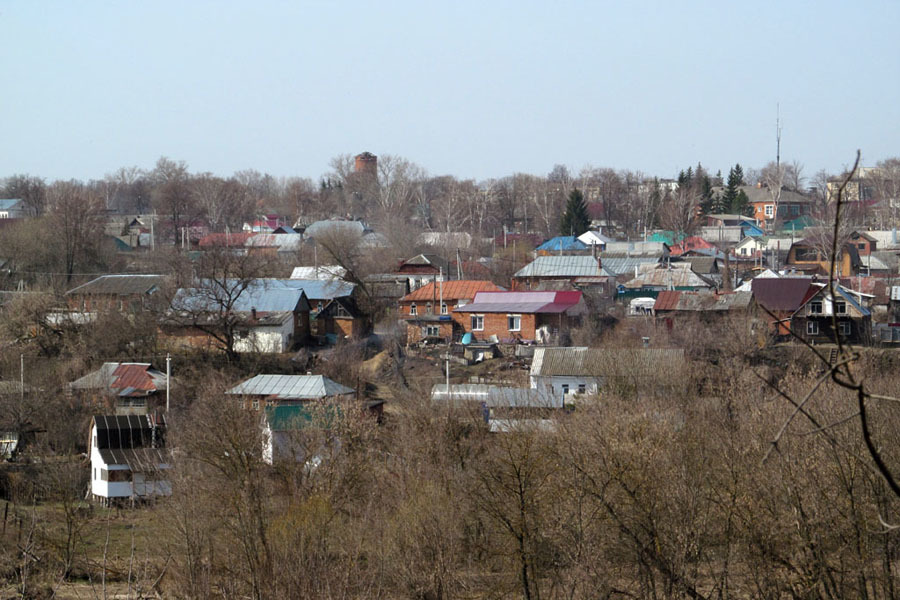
[507,314,521,332]
[471,314,484,331]
[424,324,440,337]
[764,204,774,217]
[835,301,848,315]
[809,301,823,315]
[409,303,417,316]
[440,303,448,315]
[807,320,819,335]
[838,321,851,336]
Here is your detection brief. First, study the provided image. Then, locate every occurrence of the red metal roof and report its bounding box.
[110,364,157,395]
[401,280,502,302]
[653,290,681,311]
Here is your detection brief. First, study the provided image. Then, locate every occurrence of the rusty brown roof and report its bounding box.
[401,280,502,302]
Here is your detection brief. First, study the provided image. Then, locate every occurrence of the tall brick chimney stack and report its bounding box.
[354,152,377,177]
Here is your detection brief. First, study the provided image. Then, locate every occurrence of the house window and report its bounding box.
[316,301,323,312]
[809,301,823,315]
[577,384,586,394]
[440,303,448,315]
[93,434,97,448]
[562,384,570,394]
[425,325,440,337]
[471,315,484,331]
[858,243,866,250]
[94,468,97,480]
[0,212,8,219]
[791,205,800,216]
[100,469,108,482]
[835,301,847,315]
[507,314,521,331]
[108,470,129,482]
[838,321,851,336]
[807,321,819,335]
[426,303,433,315]
[410,303,417,316]
[764,205,774,217]
[252,398,260,410]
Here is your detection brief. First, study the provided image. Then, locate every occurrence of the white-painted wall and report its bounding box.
[235,319,293,353]
[530,375,599,395]
[89,423,171,500]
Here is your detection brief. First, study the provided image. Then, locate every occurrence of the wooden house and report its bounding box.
[66,274,166,313]
[89,414,170,505]
[791,285,873,345]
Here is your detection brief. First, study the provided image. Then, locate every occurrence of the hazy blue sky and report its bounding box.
[2,1,898,183]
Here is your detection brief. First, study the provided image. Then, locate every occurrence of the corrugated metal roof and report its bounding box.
[71,363,167,394]
[536,236,587,251]
[514,256,613,278]
[290,265,347,280]
[227,374,353,399]
[834,286,871,317]
[623,263,713,289]
[530,347,685,378]
[172,282,305,313]
[401,280,502,302]
[454,291,582,314]
[430,384,563,408]
[66,274,165,296]
[598,256,661,275]
[269,278,355,300]
[654,291,752,312]
[198,232,254,247]
[245,233,304,250]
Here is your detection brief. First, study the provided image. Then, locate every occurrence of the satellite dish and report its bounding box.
[461,332,473,345]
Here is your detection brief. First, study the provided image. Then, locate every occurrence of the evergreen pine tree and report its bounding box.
[559,188,590,236]
[723,163,747,214]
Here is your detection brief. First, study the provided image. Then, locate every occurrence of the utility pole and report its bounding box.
[776,103,782,169]
[20,354,24,403]
[166,353,171,413]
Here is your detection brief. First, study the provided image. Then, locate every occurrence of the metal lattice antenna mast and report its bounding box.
[776,103,782,169]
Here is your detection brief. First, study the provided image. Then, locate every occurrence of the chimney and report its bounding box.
[251,307,257,320]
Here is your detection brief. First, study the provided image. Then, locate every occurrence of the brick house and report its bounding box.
[66,274,166,313]
[452,290,584,343]
[399,280,502,343]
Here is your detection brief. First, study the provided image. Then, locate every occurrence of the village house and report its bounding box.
[751,277,819,336]
[740,185,813,228]
[652,290,754,320]
[165,281,311,353]
[529,346,685,396]
[452,290,585,343]
[623,262,715,293]
[70,362,171,415]
[0,198,27,219]
[785,238,861,277]
[65,274,166,313]
[268,279,358,338]
[792,285,873,345]
[395,254,451,291]
[226,374,356,412]
[399,280,503,343]
[512,255,614,292]
[89,414,170,506]
[226,374,376,463]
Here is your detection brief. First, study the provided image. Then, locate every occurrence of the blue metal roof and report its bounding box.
[0,199,23,211]
[173,280,306,313]
[268,278,354,300]
[835,286,871,317]
[535,236,587,252]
